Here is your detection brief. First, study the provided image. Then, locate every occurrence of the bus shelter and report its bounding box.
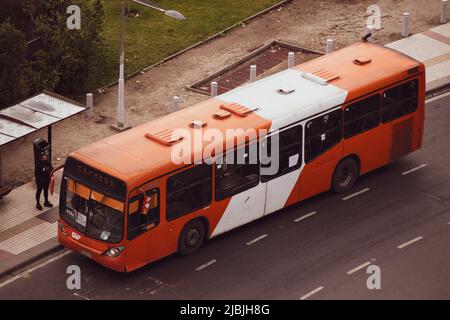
[0,91,87,196]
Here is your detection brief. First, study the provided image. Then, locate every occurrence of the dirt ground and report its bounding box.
[1,0,443,187]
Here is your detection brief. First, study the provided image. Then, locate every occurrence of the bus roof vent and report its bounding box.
[213,110,232,119]
[353,56,372,65]
[145,129,184,146]
[190,120,207,128]
[220,103,258,117]
[302,70,340,85]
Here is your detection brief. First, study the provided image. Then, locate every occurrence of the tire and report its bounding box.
[178,219,206,255]
[332,157,359,193]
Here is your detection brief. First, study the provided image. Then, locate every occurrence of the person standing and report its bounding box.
[35,153,53,210]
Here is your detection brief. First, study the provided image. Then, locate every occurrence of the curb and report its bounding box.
[0,239,63,281]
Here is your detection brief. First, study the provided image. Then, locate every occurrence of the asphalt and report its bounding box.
[0,93,449,300]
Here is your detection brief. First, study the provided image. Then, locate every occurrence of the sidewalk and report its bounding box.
[386,23,450,92]
[0,23,449,279]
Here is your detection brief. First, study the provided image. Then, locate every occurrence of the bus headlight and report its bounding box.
[103,246,125,258]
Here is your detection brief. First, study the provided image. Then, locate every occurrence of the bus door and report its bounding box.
[126,185,161,269]
[213,143,266,235]
[261,124,303,215]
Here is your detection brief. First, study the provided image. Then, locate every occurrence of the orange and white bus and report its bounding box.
[58,41,425,272]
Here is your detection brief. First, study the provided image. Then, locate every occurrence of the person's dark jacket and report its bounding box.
[35,160,53,185]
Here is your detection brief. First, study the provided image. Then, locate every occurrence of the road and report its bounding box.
[0,93,449,300]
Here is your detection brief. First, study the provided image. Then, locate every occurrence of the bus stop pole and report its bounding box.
[48,125,52,162]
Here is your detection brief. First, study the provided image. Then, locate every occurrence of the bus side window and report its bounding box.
[305,109,342,163]
[261,124,302,182]
[344,94,381,139]
[215,143,259,201]
[128,188,160,240]
[166,164,212,221]
[382,79,418,123]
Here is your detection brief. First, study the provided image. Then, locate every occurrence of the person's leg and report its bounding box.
[36,183,43,210]
[43,181,53,207]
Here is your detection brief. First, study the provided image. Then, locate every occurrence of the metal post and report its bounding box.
[288,52,295,69]
[172,96,179,112]
[325,39,334,54]
[86,93,93,119]
[441,0,448,24]
[249,65,257,83]
[0,147,2,187]
[47,125,52,162]
[117,1,126,128]
[211,81,218,97]
[402,12,410,38]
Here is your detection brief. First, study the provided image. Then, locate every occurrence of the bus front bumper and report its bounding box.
[58,221,127,273]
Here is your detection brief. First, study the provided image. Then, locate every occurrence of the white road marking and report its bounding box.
[423,193,442,201]
[342,188,370,201]
[346,261,371,275]
[0,250,70,289]
[73,292,91,300]
[195,259,217,272]
[300,286,324,300]
[246,234,268,246]
[426,91,450,104]
[402,163,427,176]
[294,211,317,223]
[397,236,423,249]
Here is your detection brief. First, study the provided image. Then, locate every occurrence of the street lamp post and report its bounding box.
[113,0,186,131]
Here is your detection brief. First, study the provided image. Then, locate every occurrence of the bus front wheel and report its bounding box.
[178,219,206,255]
[332,157,359,193]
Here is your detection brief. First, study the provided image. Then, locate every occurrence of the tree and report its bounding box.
[0,18,31,108]
[22,0,105,94]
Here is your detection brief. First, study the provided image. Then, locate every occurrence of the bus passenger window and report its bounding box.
[305,109,342,163]
[166,164,212,221]
[215,144,259,201]
[261,125,302,182]
[128,189,159,240]
[382,79,418,123]
[344,94,380,139]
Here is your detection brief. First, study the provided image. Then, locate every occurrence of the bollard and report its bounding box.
[86,93,93,119]
[211,81,218,97]
[250,65,257,83]
[288,52,295,69]
[402,12,410,38]
[441,0,448,24]
[325,39,334,54]
[172,96,180,112]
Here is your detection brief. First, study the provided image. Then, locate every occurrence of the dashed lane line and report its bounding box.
[346,261,372,275]
[342,188,370,201]
[246,234,268,246]
[300,286,324,300]
[402,164,428,176]
[397,236,423,249]
[195,259,217,272]
[294,211,317,223]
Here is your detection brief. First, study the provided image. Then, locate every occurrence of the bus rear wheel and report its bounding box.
[332,157,359,193]
[178,219,206,255]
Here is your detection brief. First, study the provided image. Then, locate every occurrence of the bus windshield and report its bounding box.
[61,177,124,243]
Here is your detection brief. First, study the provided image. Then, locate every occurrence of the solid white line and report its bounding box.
[346,261,371,275]
[300,286,324,300]
[294,211,317,223]
[397,236,423,249]
[246,234,268,246]
[195,259,217,272]
[426,91,450,104]
[0,250,70,289]
[402,164,427,176]
[342,188,370,201]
